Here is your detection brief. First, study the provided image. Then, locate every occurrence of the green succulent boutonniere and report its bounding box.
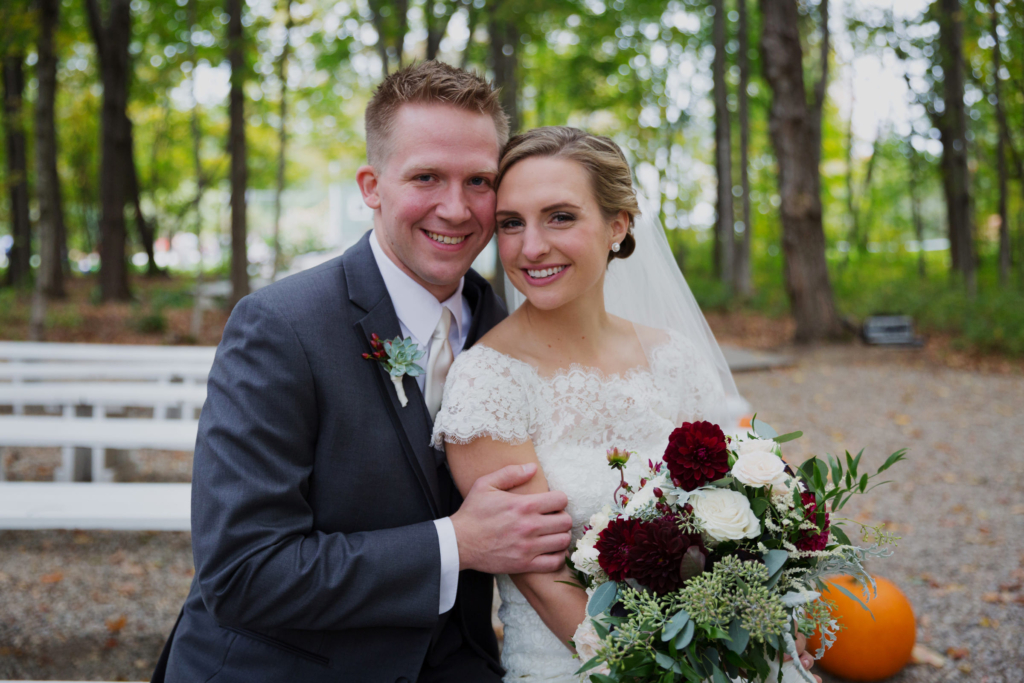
[362,333,425,407]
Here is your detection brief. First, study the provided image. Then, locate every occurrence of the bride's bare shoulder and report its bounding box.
[474,311,529,357]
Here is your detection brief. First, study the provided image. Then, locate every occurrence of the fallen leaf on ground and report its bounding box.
[946,647,969,660]
[103,638,118,650]
[40,572,63,584]
[106,615,127,634]
[910,644,946,667]
[957,663,972,674]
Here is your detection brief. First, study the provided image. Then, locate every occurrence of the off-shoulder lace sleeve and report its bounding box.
[431,346,536,448]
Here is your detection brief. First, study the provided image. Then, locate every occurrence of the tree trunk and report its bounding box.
[733,0,753,297]
[991,2,1010,288]
[712,0,734,287]
[3,55,32,289]
[125,119,161,276]
[759,0,842,342]
[487,3,519,304]
[907,138,926,279]
[85,0,133,301]
[393,0,408,69]
[34,0,67,298]
[189,0,207,339]
[271,0,292,280]
[426,1,457,61]
[488,8,519,134]
[227,0,249,307]
[937,0,976,295]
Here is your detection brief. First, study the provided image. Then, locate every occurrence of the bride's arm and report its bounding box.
[447,437,587,650]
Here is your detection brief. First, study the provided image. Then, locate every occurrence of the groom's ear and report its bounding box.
[356,165,382,210]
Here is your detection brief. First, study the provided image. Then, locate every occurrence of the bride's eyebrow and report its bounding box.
[541,202,581,212]
[495,208,522,217]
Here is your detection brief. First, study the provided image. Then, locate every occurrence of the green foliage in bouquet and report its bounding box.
[569,418,908,683]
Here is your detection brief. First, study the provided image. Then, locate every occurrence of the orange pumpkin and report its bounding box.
[808,575,916,681]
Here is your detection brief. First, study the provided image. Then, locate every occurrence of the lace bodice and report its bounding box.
[432,329,722,682]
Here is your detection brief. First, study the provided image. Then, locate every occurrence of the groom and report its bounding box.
[153,61,574,682]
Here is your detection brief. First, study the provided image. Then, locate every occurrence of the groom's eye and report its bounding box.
[414,174,434,183]
[468,176,490,187]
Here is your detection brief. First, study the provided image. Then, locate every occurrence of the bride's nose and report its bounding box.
[521,223,550,261]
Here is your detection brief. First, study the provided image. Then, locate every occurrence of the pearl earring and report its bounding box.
[611,242,621,253]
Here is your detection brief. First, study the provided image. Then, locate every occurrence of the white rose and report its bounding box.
[731,448,788,489]
[690,488,761,542]
[624,474,677,515]
[570,507,612,576]
[572,618,610,674]
[736,438,781,457]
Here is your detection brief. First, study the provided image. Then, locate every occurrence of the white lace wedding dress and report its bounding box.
[431,326,722,682]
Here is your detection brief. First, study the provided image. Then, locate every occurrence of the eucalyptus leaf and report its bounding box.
[655,652,681,671]
[711,664,730,683]
[587,581,618,617]
[661,610,691,641]
[674,620,696,649]
[726,620,751,654]
[766,566,785,590]
[763,549,789,577]
[752,418,778,439]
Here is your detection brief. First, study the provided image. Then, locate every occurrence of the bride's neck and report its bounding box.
[518,281,613,355]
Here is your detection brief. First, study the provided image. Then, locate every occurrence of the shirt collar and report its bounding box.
[369,229,465,346]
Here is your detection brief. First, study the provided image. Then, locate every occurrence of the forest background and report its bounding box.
[1,0,1022,359]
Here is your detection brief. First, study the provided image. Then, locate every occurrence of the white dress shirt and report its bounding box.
[369,230,470,614]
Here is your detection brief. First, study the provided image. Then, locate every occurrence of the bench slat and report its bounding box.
[0,416,198,450]
[0,362,210,381]
[0,482,191,530]
[0,382,207,406]
[0,340,216,363]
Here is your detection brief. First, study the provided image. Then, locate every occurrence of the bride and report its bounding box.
[432,127,816,682]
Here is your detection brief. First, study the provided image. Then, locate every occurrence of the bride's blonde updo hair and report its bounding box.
[496,126,640,262]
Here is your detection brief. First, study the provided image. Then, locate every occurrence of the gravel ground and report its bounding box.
[1,343,1021,682]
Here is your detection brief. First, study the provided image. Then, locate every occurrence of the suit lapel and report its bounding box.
[345,234,442,516]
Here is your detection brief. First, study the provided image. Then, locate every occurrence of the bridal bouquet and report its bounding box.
[568,419,906,683]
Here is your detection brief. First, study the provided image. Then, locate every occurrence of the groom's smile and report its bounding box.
[357,102,501,302]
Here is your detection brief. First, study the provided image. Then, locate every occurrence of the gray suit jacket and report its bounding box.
[156,232,506,683]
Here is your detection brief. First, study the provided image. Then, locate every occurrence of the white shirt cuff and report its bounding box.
[434,516,460,614]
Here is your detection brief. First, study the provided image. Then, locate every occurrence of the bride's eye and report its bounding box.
[499,218,524,232]
[551,212,575,225]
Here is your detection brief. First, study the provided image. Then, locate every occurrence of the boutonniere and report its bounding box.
[363,333,425,407]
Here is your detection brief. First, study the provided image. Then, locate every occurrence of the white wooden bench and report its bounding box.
[0,340,217,364]
[0,382,207,420]
[0,361,210,383]
[0,416,198,482]
[0,482,191,530]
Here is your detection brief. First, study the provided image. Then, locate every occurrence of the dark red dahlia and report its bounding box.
[627,515,706,595]
[595,517,642,582]
[796,491,831,552]
[663,421,730,491]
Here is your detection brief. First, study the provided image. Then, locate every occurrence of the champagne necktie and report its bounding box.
[424,307,454,421]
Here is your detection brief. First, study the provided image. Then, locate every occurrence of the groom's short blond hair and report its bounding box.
[365,61,509,169]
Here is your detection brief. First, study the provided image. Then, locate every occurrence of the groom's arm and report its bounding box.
[191,293,445,632]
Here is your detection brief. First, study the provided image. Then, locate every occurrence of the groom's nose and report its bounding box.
[434,183,472,225]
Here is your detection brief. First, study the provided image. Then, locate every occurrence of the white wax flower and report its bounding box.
[570,507,612,577]
[624,474,677,515]
[689,488,761,542]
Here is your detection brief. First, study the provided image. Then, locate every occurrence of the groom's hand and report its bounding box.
[451,463,573,575]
